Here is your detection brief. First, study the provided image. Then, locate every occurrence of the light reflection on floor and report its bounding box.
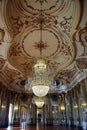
[4,122,82,130]
[6,122,41,130]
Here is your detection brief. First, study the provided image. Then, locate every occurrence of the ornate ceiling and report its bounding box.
[0,0,87,93]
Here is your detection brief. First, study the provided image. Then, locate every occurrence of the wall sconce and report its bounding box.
[61,105,65,110]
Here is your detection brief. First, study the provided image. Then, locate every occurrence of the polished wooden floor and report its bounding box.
[0,123,83,130]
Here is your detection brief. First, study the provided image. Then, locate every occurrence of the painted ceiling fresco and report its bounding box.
[0,0,87,93]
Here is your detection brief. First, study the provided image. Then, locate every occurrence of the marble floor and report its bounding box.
[0,123,83,130]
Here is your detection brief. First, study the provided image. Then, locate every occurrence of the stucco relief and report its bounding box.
[2,0,80,77]
[0,57,6,71]
[0,28,5,45]
[1,0,86,93]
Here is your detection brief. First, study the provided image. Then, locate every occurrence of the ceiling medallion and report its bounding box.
[34,41,49,52]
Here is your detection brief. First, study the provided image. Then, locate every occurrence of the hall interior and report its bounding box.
[0,0,87,130]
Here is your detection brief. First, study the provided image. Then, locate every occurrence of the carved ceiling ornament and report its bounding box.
[7,28,75,76]
[2,0,81,76]
[76,58,87,72]
[0,57,6,71]
[79,25,87,55]
[3,66,22,80]
[3,0,80,37]
[0,28,5,45]
[1,65,25,91]
[79,25,87,45]
[2,0,85,93]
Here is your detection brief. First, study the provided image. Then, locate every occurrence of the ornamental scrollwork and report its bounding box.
[9,43,22,57]
[78,24,87,55]
[60,16,73,36]
[0,28,5,45]
[0,57,6,71]
[76,58,87,71]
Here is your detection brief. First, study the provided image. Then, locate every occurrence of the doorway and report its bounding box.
[37,108,43,124]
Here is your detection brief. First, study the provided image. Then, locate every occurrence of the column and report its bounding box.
[69,91,74,126]
[13,93,20,126]
[63,93,68,126]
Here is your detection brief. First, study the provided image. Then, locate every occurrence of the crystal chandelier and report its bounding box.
[35,100,44,108]
[28,58,50,97]
[32,96,45,108]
